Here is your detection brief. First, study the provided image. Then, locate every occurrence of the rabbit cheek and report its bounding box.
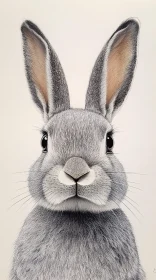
[77,166,111,206]
[42,166,76,206]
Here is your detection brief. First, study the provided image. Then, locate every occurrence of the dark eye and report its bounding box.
[106,132,114,153]
[41,132,48,153]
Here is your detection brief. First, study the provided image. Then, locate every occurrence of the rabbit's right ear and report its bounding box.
[85,19,139,121]
[21,21,70,121]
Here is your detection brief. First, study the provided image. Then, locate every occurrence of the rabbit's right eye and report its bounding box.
[41,132,48,153]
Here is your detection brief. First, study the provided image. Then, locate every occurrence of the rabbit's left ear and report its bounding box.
[85,19,139,121]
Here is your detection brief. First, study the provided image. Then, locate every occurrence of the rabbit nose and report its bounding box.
[63,157,90,180]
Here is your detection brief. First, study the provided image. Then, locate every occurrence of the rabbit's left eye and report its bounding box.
[106,132,114,153]
[41,132,48,153]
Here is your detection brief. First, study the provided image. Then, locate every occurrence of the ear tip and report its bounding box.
[116,18,140,36]
[127,18,140,29]
[21,20,31,33]
[21,20,39,34]
[21,20,46,43]
[122,18,140,33]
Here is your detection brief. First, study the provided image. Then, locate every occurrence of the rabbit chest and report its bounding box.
[11,206,140,280]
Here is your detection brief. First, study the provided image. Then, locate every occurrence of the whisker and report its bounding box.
[107,171,146,175]
[105,192,141,222]
[127,189,135,193]
[123,197,142,216]
[8,194,32,210]
[32,125,41,131]
[124,195,139,206]
[15,180,28,183]
[128,186,142,191]
[108,195,140,222]
[15,186,28,191]
[127,181,140,185]
[121,200,141,222]
[11,191,30,201]
[111,180,142,191]
[16,196,34,211]
[15,180,35,183]
[13,170,31,174]
[13,170,38,174]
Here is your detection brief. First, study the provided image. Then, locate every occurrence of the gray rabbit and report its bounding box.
[10,19,145,280]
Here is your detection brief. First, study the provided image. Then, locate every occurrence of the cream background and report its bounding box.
[0,0,156,279]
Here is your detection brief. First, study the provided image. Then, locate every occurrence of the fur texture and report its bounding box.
[11,208,145,280]
[10,19,145,279]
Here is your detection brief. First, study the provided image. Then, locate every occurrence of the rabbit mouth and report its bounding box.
[64,195,101,206]
[43,180,111,209]
[42,193,113,213]
[42,164,111,211]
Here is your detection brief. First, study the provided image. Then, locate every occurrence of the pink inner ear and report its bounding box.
[26,29,48,104]
[106,32,133,105]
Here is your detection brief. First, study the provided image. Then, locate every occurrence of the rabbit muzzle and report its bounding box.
[42,155,111,209]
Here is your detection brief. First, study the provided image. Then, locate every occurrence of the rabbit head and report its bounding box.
[21,19,139,212]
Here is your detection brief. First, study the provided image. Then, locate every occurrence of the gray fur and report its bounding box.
[10,208,145,280]
[63,157,90,179]
[10,19,145,279]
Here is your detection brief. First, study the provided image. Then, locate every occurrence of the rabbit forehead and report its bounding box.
[45,109,112,137]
